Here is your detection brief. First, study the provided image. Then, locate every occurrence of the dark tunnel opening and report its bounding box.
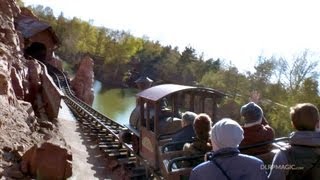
[24,42,47,62]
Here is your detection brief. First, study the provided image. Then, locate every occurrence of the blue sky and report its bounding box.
[23,0,320,72]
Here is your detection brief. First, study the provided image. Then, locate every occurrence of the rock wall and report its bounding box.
[0,0,38,136]
[0,1,41,176]
[10,66,24,99]
[40,62,63,119]
[0,1,69,179]
[70,55,94,105]
[0,0,22,107]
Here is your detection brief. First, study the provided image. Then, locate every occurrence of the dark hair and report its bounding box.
[290,103,319,131]
[193,113,212,140]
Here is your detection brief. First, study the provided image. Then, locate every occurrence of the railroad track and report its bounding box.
[46,65,155,180]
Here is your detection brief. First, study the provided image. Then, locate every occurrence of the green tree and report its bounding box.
[55,12,67,40]
[180,46,197,64]
[247,56,277,100]
[294,78,320,105]
[97,31,143,80]
[29,5,56,24]
[59,17,82,58]
[95,27,108,56]
[178,47,198,83]
[201,66,248,99]
[136,40,163,78]
[155,46,180,82]
[284,50,318,92]
[76,20,98,54]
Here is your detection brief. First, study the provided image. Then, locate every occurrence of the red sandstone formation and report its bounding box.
[71,55,95,105]
[25,59,42,104]
[0,0,71,179]
[0,0,22,107]
[47,56,63,71]
[21,142,72,179]
[10,66,24,99]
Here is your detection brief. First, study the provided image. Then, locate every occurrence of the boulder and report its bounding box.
[25,60,42,104]
[70,55,94,105]
[21,142,72,179]
[10,66,24,99]
[3,164,24,179]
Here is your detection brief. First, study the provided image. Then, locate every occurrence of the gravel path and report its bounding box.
[58,100,112,180]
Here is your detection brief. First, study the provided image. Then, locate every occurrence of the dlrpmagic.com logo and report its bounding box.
[261,164,304,170]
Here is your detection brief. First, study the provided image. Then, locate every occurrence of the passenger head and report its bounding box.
[211,118,244,151]
[193,113,212,141]
[290,103,320,131]
[181,111,197,127]
[160,98,169,110]
[240,102,263,124]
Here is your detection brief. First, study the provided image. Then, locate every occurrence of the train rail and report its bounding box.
[46,65,159,179]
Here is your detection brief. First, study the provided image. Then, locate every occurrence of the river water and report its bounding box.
[92,81,138,125]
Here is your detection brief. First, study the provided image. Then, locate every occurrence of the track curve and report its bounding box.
[46,65,154,180]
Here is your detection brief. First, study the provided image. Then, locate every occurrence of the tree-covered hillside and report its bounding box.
[27,5,221,87]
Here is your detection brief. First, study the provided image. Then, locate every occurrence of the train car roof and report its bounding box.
[137,84,225,101]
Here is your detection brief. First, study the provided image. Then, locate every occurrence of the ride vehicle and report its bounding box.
[125,84,211,177]
[122,83,289,179]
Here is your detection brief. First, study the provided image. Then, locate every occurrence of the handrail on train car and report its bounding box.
[158,131,182,140]
[239,137,289,151]
[162,136,289,154]
[161,139,194,153]
[167,154,204,172]
[166,137,289,172]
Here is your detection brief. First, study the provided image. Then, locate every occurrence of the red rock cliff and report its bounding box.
[70,55,94,105]
[0,0,22,106]
[0,1,73,179]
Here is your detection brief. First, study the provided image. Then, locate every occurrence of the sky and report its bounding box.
[23,0,320,72]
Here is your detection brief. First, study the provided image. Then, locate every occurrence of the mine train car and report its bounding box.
[124,84,289,179]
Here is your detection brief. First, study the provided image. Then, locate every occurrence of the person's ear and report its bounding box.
[211,139,219,151]
[181,120,185,127]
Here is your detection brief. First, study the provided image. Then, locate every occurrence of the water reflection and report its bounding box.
[92,81,138,125]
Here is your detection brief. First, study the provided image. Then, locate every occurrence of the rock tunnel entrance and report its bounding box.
[25,42,47,62]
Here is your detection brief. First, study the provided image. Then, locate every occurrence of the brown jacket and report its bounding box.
[240,118,275,155]
[183,138,212,155]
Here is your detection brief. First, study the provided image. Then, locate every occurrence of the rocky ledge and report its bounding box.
[0,0,72,179]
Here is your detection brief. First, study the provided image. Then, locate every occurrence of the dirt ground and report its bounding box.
[58,101,112,180]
